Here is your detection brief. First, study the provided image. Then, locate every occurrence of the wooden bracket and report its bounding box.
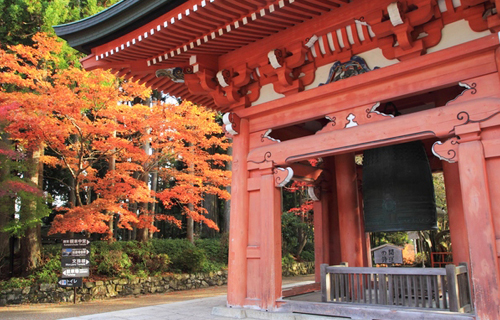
[222,112,241,137]
[308,185,321,201]
[258,40,317,96]
[432,137,460,163]
[274,167,294,187]
[367,0,444,61]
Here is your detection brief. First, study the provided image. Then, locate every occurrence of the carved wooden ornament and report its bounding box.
[432,138,460,163]
[274,167,294,187]
[308,186,320,201]
[222,112,241,136]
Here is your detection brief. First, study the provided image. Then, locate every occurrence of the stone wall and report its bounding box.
[282,261,314,277]
[0,270,228,306]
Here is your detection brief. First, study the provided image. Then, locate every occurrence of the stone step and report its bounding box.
[212,307,346,320]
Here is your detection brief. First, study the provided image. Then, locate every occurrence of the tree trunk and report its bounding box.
[149,171,157,240]
[186,144,195,243]
[0,134,14,274]
[107,137,116,243]
[202,193,218,238]
[136,135,151,242]
[20,147,43,275]
[69,175,76,208]
[136,171,150,242]
[187,203,194,244]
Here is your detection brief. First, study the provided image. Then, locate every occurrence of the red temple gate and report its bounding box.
[56,0,500,318]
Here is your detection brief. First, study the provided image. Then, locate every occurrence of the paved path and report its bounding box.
[0,275,315,320]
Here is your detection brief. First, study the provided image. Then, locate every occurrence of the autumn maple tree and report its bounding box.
[0,33,231,241]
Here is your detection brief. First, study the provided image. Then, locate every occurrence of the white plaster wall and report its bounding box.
[251,19,491,106]
[252,83,285,106]
[427,19,491,54]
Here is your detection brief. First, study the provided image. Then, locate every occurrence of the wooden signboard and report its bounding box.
[372,244,403,265]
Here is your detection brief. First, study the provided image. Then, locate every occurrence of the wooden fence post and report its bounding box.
[321,263,329,302]
[446,264,459,312]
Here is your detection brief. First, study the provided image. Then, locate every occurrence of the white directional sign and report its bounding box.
[61,257,90,267]
[62,268,90,277]
[58,278,82,287]
[62,238,90,247]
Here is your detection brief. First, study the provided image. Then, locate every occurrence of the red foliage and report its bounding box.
[1,33,231,237]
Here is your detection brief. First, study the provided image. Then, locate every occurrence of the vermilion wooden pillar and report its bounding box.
[314,187,330,283]
[483,127,500,276]
[335,153,364,267]
[457,123,500,320]
[227,118,249,307]
[442,161,470,266]
[326,157,341,266]
[259,162,282,310]
[357,186,371,267]
[356,166,371,267]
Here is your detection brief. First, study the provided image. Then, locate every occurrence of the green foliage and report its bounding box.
[370,231,409,248]
[0,0,121,67]
[0,277,33,290]
[152,238,227,273]
[1,195,52,237]
[415,252,426,265]
[92,239,226,276]
[282,253,296,266]
[144,253,171,276]
[195,238,228,264]
[97,250,132,277]
[30,258,60,283]
[41,244,61,258]
[281,211,314,261]
[1,238,228,286]
[0,130,51,238]
[92,241,171,277]
[433,172,447,210]
[299,250,315,262]
[171,246,207,273]
[0,0,120,44]
[151,238,193,257]
[0,245,62,288]
[200,260,226,273]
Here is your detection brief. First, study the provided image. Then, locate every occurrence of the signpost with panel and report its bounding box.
[60,237,91,303]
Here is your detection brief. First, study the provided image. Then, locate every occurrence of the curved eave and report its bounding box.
[54,0,187,54]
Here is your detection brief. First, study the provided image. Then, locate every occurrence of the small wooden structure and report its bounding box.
[321,263,471,313]
[55,0,500,318]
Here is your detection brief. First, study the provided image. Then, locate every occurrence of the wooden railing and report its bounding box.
[320,263,471,313]
[431,252,453,268]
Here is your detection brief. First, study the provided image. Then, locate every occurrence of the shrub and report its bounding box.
[151,238,228,273]
[0,277,33,290]
[135,269,148,278]
[200,260,226,273]
[30,258,60,283]
[97,250,132,277]
[144,253,171,275]
[150,238,193,257]
[171,246,206,273]
[282,253,296,266]
[42,244,62,259]
[300,250,315,262]
[195,238,228,264]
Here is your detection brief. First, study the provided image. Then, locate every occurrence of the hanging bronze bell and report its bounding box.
[362,141,438,232]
